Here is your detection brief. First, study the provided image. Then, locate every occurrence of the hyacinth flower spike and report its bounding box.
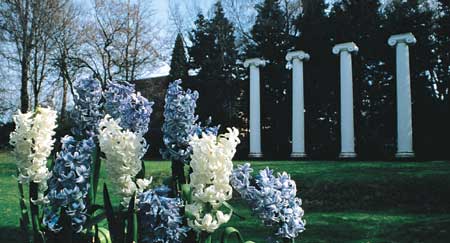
[184,127,241,242]
[161,80,200,193]
[230,163,306,243]
[10,107,58,243]
[161,79,220,196]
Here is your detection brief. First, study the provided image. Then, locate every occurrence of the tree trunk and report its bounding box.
[20,60,30,113]
[60,76,68,123]
[33,85,39,110]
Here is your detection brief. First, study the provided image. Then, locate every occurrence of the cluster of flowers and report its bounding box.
[98,115,152,206]
[102,81,154,205]
[71,79,103,137]
[43,136,95,232]
[10,78,306,241]
[99,81,187,240]
[9,107,57,205]
[42,80,103,233]
[104,81,154,134]
[138,185,189,243]
[160,79,201,163]
[186,128,240,233]
[231,163,306,239]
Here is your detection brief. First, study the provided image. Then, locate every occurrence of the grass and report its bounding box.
[1,151,450,242]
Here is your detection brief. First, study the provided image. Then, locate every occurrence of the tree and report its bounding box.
[246,0,293,158]
[0,0,65,112]
[384,0,445,158]
[222,0,301,49]
[188,2,239,128]
[168,33,188,82]
[294,0,339,158]
[436,0,450,156]
[204,1,239,128]
[327,0,389,158]
[77,0,161,88]
[50,2,82,122]
[436,0,450,102]
[189,13,213,77]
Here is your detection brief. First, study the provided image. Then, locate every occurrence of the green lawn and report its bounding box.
[1,151,450,242]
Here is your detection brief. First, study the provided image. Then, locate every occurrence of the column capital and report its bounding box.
[332,42,359,55]
[388,32,416,47]
[244,58,266,68]
[286,50,310,62]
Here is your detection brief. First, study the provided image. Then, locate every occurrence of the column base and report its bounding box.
[291,152,307,158]
[339,152,357,159]
[395,151,415,158]
[248,152,263,158]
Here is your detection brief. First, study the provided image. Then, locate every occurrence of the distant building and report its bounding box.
[134,75,170,129]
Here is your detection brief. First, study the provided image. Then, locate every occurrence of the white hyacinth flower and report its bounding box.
[186,127,240,233]
[136,178,152,192]
[192,213,219,233]
[9,107,57,205]
[98,115,150,206]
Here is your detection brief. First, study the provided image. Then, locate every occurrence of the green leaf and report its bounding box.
[97,227,112,243]
[91,146,102,203]
[103,184,119,243]
[222,201,245,220]
[125,194,136,243]
[133,210,138,243]
[89,204,105,215]
[181,184,192,203]
[60,209,73,243]
[136,160,145,179]
[17,181,30,242]
[184,209,196,220]
[84,210,107,229]
[220,227,255,243]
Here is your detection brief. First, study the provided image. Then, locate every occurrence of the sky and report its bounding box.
[144,0,217,77]
[152,0,216,24]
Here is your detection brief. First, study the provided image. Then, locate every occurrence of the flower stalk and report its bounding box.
[29,182,43,243]
[171,159,186,195]
[283,238,295,243]
[199,232,212,243]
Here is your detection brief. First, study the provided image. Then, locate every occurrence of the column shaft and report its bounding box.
[249,65,262,157]
[340,51,356,158]
[396,43,414,157]
[291,59,306,157]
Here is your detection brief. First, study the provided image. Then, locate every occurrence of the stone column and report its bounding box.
[286,51,310,158]
[388,33,416,158]
[244,58,266,158]
[333,42,359,158]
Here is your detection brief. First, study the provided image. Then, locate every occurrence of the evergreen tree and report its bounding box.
[295,0,339,158]
[436,0,450,104]
[207,1,240,128]
[189,2,239,128]
[436,0,450,158]
[168,33,188,82]
[246,0,293,158]
[328,0,389,158]
[189,13,213,80]
[384,0,441,158]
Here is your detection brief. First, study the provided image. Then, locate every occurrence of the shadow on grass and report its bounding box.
[366,214,450,243]
[0,227,26,243]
